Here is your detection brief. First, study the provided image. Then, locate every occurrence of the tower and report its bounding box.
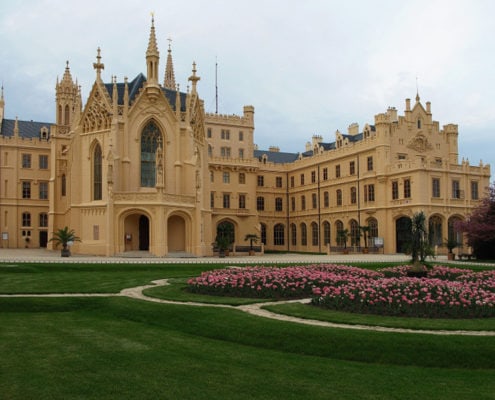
[55,61,79,133]
[146,15,160,86]
[163,39,176,90]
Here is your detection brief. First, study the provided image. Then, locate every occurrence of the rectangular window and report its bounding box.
[365,184,375,201]
[22,181,31,199]
[323,191,329,207]
[220,147,231,158]
[392,181,399,200]
[22,154,31,168]
[39,155,49,169]
[238,172,245,184]
[210,171,214,182]
[239,131,244,141]
[39,213,48,227]
[432,178,441,198]
[257,175,264,187]
[207,128,212,138]
[290,176,295,188]
[335,165,341,178]
[404,179,411,198]
[367,156,373,171]
[39,181,48,200]
[238,148,244,159]
[350,161,355,175]
[311,170,316,183]
[239,194,246,209]
[471,181,479,200]
[210,192,215,208]
[322,167,328,181]
[22,212,31,227]
[452,180,461,199]
[336,190,342,206]
[300,174,305,185]
[222,172,230,184]
[221,129,230,140]
[276,176,283,188]
[301,195,306,210]
[223,193,230,208]
[312,193,317,209]
[350,187,357,204]
[291,196,296,211]
[257,196,265,211]
[275,197,283,211]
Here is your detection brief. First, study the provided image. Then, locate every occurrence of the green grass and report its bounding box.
[1,262,495,399]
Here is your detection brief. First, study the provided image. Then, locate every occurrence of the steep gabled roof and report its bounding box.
[103,73,186,111]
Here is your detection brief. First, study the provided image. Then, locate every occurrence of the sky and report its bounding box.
[1,0,494,173]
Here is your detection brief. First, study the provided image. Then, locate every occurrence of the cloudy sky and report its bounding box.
[1,0,494,172]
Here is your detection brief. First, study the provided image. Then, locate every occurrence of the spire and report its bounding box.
[146,14,160,86]
[93,47,105,80]
[0,84,5,133]
[163,38,176,90]
[61,61,73,85]
[415,76,420,103]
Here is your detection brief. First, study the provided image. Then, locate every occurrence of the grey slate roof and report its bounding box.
[254,149,299,164]
[104,73,187,112]
[0,119,52,138]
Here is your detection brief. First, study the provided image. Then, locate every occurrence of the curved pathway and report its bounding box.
[2,278,495,337]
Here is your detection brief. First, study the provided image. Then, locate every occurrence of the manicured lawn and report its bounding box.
[1,262,495,399]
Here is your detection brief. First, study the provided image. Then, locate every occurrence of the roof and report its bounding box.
[0,119,52,138]
[104,73,187,111]
[254,149,299,164]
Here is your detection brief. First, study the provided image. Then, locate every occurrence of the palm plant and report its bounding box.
[49,226,80,257]
[244,233,260,255]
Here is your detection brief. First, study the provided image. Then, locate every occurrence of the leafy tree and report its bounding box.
[457,183,495,259]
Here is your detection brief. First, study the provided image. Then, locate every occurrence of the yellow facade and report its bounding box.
[0,20,490,256]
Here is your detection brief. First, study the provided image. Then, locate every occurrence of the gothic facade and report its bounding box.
[0,19,490,256]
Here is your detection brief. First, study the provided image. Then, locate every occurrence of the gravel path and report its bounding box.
[3,278,493,337]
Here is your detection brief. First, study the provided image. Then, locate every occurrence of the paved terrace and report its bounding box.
[0,248,444,264]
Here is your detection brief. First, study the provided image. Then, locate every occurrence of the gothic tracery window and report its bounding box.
[141,121,162,187]
[93,143,102,200]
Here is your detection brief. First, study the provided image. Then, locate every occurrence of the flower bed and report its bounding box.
[187,264,495,318]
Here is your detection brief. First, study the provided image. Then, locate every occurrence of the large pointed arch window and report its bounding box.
[141,121,162,187]
[93,143,102,200]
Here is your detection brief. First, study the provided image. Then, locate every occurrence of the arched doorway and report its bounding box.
[396,216,412,253]
[168,215,186,252]
[139,215,150,251]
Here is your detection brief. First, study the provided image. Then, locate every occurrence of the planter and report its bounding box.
[61,248,71,257]
[249,250,255,256]
[447,252,455,261]
[218,250,226,258]
[362,248,369,254]
[342,249,349,255]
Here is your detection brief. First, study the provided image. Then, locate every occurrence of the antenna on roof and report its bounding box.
[215,56,218,114]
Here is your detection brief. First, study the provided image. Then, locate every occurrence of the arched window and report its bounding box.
[311,222,319,246]
[335,220,344,246]
[274,224,285,246]
[301,223,307,246]
[93,143,102,200]
[417,119,422,129]
[208,144,212,157]
[61,174,66,196]
[322,221,331,245]
[350,219,359,246]
[350,187,357,204]
[336,189,342,206]
[141,121,162,187]
[323,191,329,207]
[58,105,62,125]
[429,215,443,247]
[64,104,70,125]
[260,223,267,245]
[290,223,297,246]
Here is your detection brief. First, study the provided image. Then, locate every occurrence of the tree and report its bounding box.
[410,211,430,265]
[244,233,259,252]
[457,183,495,259]
[49,226,80,257]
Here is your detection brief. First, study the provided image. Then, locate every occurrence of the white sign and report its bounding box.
[374,237,384,247]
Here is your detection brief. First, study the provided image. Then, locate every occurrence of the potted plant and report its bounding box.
[444,237,459,261]
[49,226,80,257]
[244,233,259,256]
[215,235,230,258]
[359,225,371,253]
[407,212,429,277]
[337,229,350,254]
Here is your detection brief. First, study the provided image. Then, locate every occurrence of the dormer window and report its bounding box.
[40,127,49,140]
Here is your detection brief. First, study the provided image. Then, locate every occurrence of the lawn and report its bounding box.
[1,262,495,399]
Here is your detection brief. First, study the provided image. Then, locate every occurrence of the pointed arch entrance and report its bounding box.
[123,212,150,252]
[168,215,186,252]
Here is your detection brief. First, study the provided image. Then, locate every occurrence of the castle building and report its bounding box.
[0,19,490,256]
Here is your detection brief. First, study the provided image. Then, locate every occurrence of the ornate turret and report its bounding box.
[146,15,160,86]
[55,61,79,132]
[188,62,200,94]
[163,39,176,90]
